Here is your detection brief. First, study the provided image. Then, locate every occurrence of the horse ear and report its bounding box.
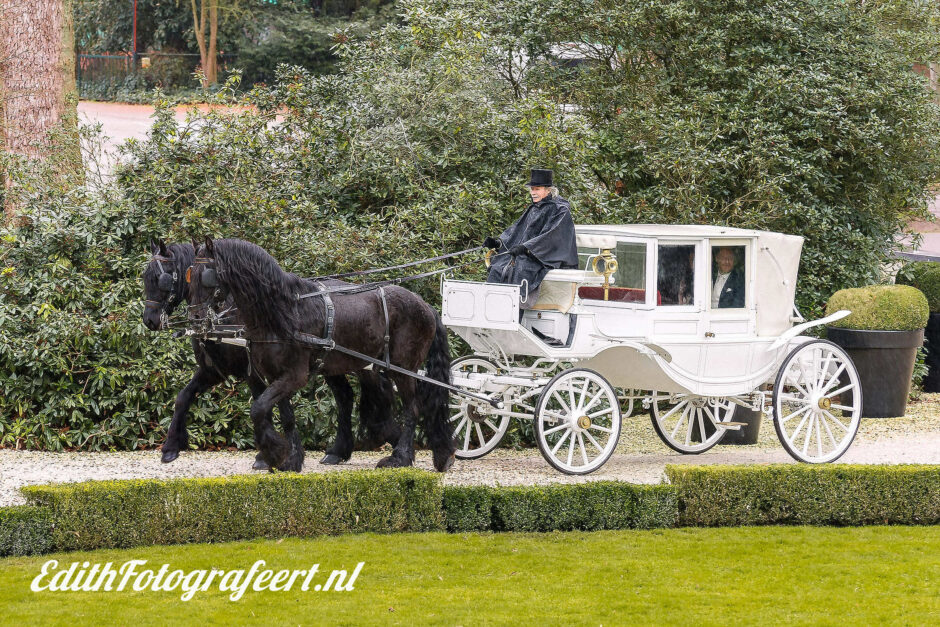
[191,238,200,252]
[205,237,214,255]
[150,238,160,255]
[158,239,168,257]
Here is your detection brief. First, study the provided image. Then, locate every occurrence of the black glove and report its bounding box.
[483,236,501,250]
[509,244,528,257]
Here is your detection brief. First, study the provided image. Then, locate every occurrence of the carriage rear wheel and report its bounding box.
[534,368,622,475]
[649,393,738,454]
[772,340,862,463]
[449,357,511,459]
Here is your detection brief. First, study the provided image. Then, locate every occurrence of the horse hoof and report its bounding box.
[161,450,179,464]
[252,459,270,471]
[320,454,343,465]
[376,455,411,469]
[434,453,456,473]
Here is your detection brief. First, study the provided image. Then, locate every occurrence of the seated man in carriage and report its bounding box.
[482,168,579,308]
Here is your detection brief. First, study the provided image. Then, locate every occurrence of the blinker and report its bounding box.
[158,272,174,292]
[202,268,219,288]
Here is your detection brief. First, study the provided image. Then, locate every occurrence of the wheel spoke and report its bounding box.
[825,383,856,399]
[484,418,500,432]
[684,407,696,446]
[581,389,606,415]
[566,432,575,466]
[589,406,614,419]
[801,414,814,456]
[475,423,486,447]
[820,363,848,394]
[588,424,613,434]
[450,409,467,424]
[576,377,590,411]
[543,422,568,436]
[551,391,571,414]
[551,429,571,456]
[815,416,824,457]
[578,433,589,466]
[670,406,690,440]
[583,429,604,452]
[823,410,850,432]
[780,405,810,423]
[788,410,811,446]
[463,419,472,450]
[697,408,706,444]
[815,350,833,391]
[659,399,688,423]
[777,393,810,405]
[820,412,839,448]
[830,403,854,412]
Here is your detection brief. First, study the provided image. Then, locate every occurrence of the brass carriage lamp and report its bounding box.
[591,249,618,301]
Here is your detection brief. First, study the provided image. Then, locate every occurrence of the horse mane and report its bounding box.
[209,238,304,339]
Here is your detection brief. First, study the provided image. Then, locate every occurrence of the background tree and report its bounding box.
[0,0,80,218]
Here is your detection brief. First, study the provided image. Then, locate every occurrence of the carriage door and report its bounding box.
[650,240,706,378]
[702,238,756,380]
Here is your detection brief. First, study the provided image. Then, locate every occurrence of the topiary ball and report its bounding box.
[896,261,940,313]
[826,284,929,331]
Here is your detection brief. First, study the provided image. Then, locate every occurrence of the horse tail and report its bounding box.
[418,312,456,471]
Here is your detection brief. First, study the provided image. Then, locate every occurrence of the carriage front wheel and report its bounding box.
[772,339,862,463]
[449,357,512,459]
[534,368,622,475]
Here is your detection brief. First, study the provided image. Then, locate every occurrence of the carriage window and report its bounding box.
[578,242,647,303]
[710,245,746,309]
[657,244,695,306]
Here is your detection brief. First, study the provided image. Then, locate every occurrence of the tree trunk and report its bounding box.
[0,0,79,219]
[190,0,219,87]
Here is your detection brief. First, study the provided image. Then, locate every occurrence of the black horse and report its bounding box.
[188,237,456,471]
[142,240,400,470]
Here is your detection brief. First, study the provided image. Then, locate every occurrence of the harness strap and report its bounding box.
[311,246,483,280]
[378,286,391,369]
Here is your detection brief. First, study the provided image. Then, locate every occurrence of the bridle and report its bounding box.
[144,255,180,329]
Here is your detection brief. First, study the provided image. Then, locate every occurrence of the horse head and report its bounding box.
[142,238,194,331]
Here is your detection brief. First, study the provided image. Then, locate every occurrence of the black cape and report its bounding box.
[486,195,579,306]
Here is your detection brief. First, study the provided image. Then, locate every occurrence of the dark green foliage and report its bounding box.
[442,483,678,532]
[666,464,940,527]
[826,284,929,330]
[0,506,54,557]
[21,468,444,552]
[897,262,940,313]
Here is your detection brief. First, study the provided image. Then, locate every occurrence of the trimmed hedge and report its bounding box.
[826,285,929,331]
[443,483,678,533]
[21,468,443,552]
[3,465,938,557]
[0,506,53,557]
[897,262,940,313]
[666,464,940,527]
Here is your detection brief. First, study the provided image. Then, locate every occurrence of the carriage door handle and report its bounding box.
[705,332,715,338]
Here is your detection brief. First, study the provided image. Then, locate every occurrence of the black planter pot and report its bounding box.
[826,327,925,418]
[925,313,940,393]
[719,407,761,445]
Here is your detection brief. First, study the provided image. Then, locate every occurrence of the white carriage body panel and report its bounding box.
[445,224,809,397]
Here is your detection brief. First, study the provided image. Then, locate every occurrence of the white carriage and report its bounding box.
[442,225,862,474]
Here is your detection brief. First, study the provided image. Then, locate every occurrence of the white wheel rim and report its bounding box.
[537,371,621,473]
[449,359,510,458]
[775,343,861,463]
[651,392,737,453]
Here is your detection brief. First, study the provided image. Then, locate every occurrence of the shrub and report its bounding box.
[442,482,678,532]
[896,262,940,313]
[21,468,444,552]
[826,284,929,330]
[0,506,54,557]
[666,464,940,527]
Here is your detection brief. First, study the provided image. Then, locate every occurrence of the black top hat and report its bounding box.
[526,168,553,187]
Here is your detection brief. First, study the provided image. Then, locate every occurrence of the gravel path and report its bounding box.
[2,396,938,507]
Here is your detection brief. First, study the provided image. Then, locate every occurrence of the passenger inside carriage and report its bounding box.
[657,245,695,306]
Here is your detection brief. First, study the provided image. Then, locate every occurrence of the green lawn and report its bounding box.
[1,527,938,625]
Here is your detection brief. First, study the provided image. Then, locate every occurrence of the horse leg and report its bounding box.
[357,371,401,450]
[321,375,355,465]
[251,373,304,471]
[278,398,305,472]
[377,376,417,468]
[246,378,284,472]
[162,366,223,463]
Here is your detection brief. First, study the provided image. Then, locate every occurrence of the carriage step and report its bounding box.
[715,421,747,429]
